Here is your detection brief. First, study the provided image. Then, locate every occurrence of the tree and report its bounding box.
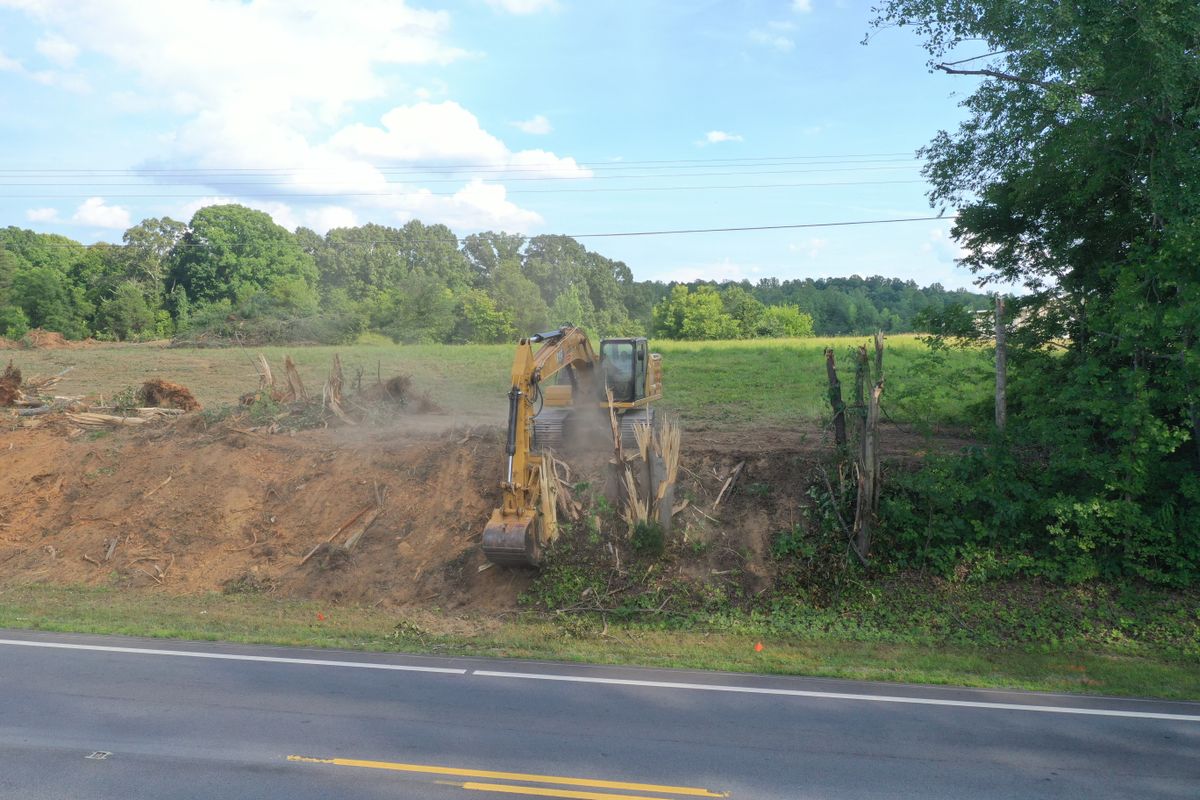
[462,231,525,285]
[490,260,549,335]
[370,273,457,344]
[652,285,741,340]
[755,305,814,338]
[96,282,155,340]
[122,217,187,289]
[167,205,318,307]
[454,288,515,343]
[872,0,1200,583]
[720,286,765,338]
[10,265,91,338]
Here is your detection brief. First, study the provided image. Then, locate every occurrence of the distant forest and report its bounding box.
[0,205,990,344]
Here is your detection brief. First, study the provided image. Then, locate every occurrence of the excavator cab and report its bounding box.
[599,338,651,403]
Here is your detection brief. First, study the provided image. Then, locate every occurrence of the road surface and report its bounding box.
[0,629,1197,799]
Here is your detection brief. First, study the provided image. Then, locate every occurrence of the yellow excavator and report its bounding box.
[482,325,663,566]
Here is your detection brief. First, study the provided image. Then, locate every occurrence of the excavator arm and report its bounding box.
[482,326,599,565]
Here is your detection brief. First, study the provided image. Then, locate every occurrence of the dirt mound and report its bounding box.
[361,375,411,404]
[138,379,201,412]
[19,329,79,349]
[0,418,973,613]
[0,337,14,350]
[0,362,20,406]
[0,422,527,610]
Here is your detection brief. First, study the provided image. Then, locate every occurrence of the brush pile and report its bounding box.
[1,361,74,414]
[238,352,440,432]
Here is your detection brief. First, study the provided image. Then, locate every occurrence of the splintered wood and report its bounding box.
[298,483,387,565]
[712,461,744,510]
[323,354,354,424]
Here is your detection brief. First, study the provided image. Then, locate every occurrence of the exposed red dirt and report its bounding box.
[19,329,92,349]
[0,418,971,610]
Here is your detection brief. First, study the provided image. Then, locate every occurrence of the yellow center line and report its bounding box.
[459,780,695,800]
[287,755,728,798]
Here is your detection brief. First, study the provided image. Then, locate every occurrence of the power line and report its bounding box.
[0,151,921,175]
[0,178,926,200]
[0,157,920,179]
[6,214,958,249]
[568,216,958,238]
[0,164,921,187]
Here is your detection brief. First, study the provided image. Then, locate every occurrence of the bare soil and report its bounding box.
[0,412,966,611]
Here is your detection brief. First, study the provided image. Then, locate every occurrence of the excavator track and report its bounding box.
[533,407,655,454]
[618,407,655,449]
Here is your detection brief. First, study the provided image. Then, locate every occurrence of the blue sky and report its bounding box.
[0,1,980,288]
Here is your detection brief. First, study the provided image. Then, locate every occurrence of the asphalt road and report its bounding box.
[0,630,1197,799]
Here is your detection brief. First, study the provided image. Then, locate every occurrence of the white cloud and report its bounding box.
[71,197,131,229]
[703,130,744,144]
[660,258,762,283]
[789,237,828,259]
[750,29,794,52]
[176,197,359,234]
[306,205,360,232]
[484,0,558,13]
[35,34,78,67]
[4,1,467,120]
[26,207,61,223]
[333,101,508,163]
[513,114,552,135]
[4,2,582,234]
[388,180,542,232]
[792,0,814,12]
[921,227,968,263]
[332,102,588,176]
[0,47,22,72]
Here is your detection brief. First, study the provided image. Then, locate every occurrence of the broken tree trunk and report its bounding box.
[851,333,885,563]
[824,348,847,447]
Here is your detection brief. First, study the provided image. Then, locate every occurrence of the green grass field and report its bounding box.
[6,333,992,429]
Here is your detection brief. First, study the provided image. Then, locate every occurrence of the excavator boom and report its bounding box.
[481,326,597,566]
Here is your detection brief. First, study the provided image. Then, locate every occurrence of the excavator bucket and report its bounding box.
[482,508,540,566]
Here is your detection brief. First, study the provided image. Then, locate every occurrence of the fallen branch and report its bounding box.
[712,461,745,510]
[142,474,173,499]
[299,505,373,565]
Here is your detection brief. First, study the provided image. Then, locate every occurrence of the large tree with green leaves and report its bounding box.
[872,0,1200,582]
[167,205,318,308]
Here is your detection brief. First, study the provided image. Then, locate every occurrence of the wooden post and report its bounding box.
[852,334,884,563]
[824,347,847,447]
[994,295,1007,431]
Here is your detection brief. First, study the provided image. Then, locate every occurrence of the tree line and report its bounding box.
[0,206,989,344]
[868,0,1199,586]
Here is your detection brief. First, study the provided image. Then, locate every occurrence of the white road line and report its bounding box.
[2,637,1197,722]
[472,671,1200,722]
[0,638,467,674]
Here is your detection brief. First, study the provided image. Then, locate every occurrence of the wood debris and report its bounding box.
[712,461,745,510]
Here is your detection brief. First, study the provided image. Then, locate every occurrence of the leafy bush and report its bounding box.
[631,521,665,557]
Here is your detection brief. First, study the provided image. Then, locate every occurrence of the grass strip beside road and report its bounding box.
[0,583,1195,701]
